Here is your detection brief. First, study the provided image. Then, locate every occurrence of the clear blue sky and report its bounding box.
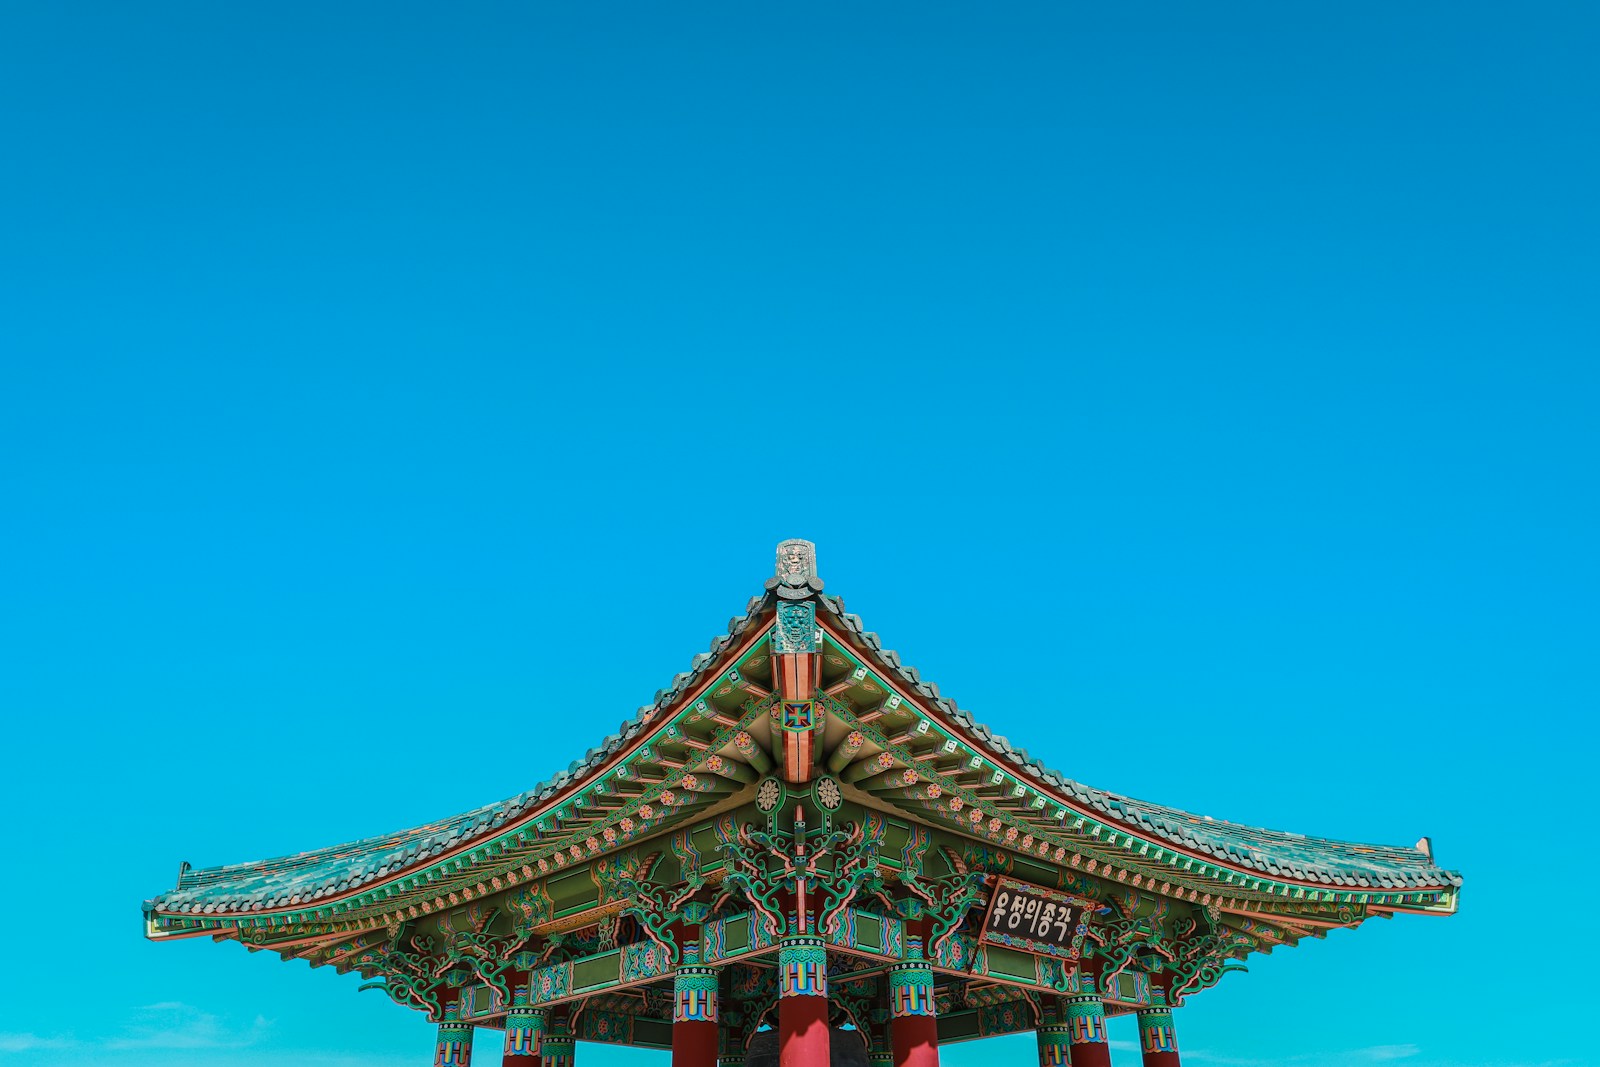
[1,3,1595,1066]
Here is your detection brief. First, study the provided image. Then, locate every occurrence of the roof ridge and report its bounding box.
[146,564,783,915]
[146,538,1462,919]
[811,582,1461,892]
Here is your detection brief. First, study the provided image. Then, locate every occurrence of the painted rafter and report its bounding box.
[149,572,1454,949]
[144,539,1458,1042]
[153,690,776,942]
[833,719,1403,937]
[148,636,782,938]
[813,625,1455,915]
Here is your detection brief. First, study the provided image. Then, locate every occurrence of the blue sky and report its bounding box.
[1,3,1595,1065]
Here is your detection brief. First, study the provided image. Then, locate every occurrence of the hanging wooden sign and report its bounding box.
[977,877,1100,962]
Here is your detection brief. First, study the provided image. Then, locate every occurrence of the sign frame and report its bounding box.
[976,876,1100,963]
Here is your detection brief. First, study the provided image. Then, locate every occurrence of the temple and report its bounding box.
[143,541,1461,1067]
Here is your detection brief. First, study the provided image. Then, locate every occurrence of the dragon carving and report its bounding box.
[356,927,446,1018]
[714,810,888,940]
[899,845,990,957]
[1162,914,1252,1004]
[592,848,705,963]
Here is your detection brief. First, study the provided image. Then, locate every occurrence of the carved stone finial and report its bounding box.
[773,539,817,586]
[766,539,823,600]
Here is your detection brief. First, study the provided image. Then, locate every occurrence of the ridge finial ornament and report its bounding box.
[767,539,823,600]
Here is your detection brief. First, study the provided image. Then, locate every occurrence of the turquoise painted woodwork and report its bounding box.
[137,540,1459,1059]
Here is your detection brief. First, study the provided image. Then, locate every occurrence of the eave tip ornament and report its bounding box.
[766,538,823,600]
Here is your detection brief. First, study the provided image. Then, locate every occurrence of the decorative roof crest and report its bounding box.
[766,538,824,600]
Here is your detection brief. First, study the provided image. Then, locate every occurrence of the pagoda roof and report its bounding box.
[145,542,1459,926]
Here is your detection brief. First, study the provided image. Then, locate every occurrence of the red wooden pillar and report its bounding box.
[1138,986,1180,1067]
[867,999,893,1067]
[718,1021,748,1067]
[673,939,721,1067]
[888,936,938,1067]
[1064,965,1111,1067]
[778,933,830,1067]
[502,986,544,1066]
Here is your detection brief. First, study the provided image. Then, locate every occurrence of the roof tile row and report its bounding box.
[147,547,1458,921]
[814,592,1460,891]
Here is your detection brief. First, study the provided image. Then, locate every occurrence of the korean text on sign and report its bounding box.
[987,884,1081,950]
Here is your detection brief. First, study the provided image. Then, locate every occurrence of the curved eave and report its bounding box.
[813,604,1461,912]
[144,596,781,931]
[143,546,1462,939]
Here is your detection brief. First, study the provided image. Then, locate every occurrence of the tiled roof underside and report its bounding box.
[817,594,1461,892]
[148,594,774,915]
[147,584,1459,917]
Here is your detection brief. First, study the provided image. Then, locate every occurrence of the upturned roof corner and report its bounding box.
[143,539,1460,937]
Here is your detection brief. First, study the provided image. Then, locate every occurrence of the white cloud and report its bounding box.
[0,1033,73,1054]
[0,1003,270,1057]
[103,1002,271,1051]
[1183,1051,1278,1066]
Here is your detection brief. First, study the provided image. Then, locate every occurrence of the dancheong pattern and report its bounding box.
[532,963,571,1004]
[675,973,719,1023]
[434,1005,473,1067]
[891,978,933,1018]
[623,940,672,982]
[674,943,720,1023]
[889,937,936,1018]
[773,601,818,654]
[1037,1024,1072,1066]
[502,987,544,1057]
[540,1027,575,1067]
[1064,988,1108,1044]
[778,936,827,998]
[137,540,1459,1065]
[581,1009,632,1044]
[977,1001,1032,1037]
[1139,992,1178,1054]
[932,931,974,971]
